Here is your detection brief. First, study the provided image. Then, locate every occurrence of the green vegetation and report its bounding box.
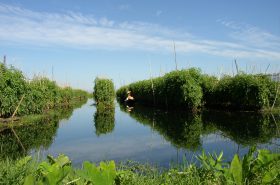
[116,68,280,111]
[94,77,115,106]
[93,77,116,135]
[205,73,279,110]
[0,149,279,184]
[0,63,88,118]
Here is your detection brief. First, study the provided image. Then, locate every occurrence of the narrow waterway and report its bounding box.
[1,99,279,167]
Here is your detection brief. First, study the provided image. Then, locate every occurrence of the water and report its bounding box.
[0,99,279,167]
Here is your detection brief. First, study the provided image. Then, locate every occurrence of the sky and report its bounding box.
[0,0,279,91]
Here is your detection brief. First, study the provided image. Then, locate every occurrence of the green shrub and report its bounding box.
[0,63,27,117]
[94,77,115,105]
[117,69,279,111]
[116,68,205,110]
[0,63,88,118]
[207,73,278,110]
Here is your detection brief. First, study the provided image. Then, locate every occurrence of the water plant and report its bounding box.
[0,149,278,185]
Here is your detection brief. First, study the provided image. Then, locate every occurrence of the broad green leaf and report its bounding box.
[262,166,279,184]
[16,156,32,168]
[55,154,71,167]
[230,154,242,185]
[24,175,35,185]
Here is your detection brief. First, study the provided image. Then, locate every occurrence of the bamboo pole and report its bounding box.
[11,94,25,118]
[173,41,178,71]
[149,61,155,107]
[234,59,239,74]
[11,127,26,153]
[265,64,270,74]
[271,75,280,110]
[9,93,27,153]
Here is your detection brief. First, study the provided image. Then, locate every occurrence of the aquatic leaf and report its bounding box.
[257,150,280,165]
[77,161,116,185]
[262,166,279,184]
[242,147,256,182]
[47,154,71,167]
[16,155,32,168]
[230,154,242,185]
[24,175,35,185]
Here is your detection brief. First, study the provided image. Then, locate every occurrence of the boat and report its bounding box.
[125,98,135,107]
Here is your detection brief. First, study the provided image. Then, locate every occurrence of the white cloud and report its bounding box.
[218,19,280,51]
[0,4,279,61]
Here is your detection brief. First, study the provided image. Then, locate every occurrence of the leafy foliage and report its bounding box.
[206,73,279,110]
[197,147,280,184]
[94,77,115,106]
[77,161,116,185]
[0,63,89,118]
[117,68,205,110]
[117,68,279,111]
[0,149,279,185]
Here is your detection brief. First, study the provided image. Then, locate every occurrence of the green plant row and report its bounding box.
[0,63,89,118]
[116,68,279,111]
[0,148,279,185]
[94,77,115,106]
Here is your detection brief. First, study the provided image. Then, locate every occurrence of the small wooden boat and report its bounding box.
[125,98,135,107]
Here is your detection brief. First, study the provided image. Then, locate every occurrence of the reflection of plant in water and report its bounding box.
[0,100,87,160]
[120,102,280,150]
[94,104,115,136]
[0,120,58,159]
[202,111,280,145]
[120,104,203,150]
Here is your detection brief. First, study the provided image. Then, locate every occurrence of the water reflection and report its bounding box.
[202,111,280,145]
[120,104,203,150]
[0,99,87,159]
[120,104,280,150]
[94,105,115,136]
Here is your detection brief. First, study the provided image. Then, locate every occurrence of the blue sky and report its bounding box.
[0,0,279,91]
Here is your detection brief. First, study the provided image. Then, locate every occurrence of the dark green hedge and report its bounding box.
[205,73,279,110]
[117,68,205,110]
[116,68,279,111]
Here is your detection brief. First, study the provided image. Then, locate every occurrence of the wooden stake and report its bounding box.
[173,41,178,71]
[3,55,6,65]
[234,59,239,74]
[11,94,25,118]
[11,127,26,153]
[265,64,270,74]
[271,78,280,110]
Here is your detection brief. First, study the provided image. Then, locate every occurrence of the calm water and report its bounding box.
[0,99,279,167]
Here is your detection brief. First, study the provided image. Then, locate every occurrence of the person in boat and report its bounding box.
[125,91,134,102]
[125,91,134,111]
